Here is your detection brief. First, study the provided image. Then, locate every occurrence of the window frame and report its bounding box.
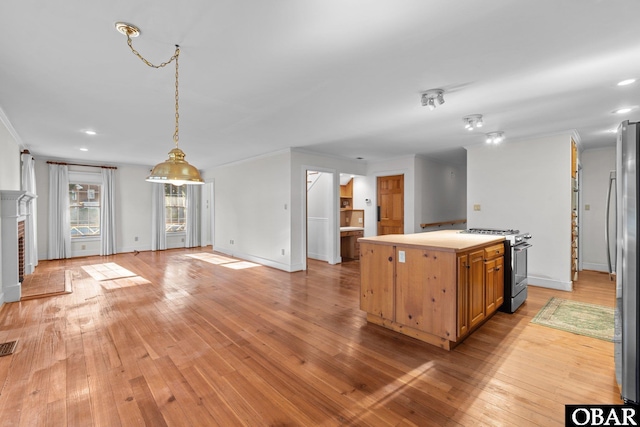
[164,184,187,234]
[68,171,102,241]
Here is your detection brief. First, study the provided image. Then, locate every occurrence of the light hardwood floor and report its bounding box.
[0,249,622,426]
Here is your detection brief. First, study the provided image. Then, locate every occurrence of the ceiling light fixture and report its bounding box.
[421,89,445,111]
[84,130,97,135]
[618,79,636,86]
[463,114,484,131]
[115,22,203,186]
[485,131,504,144]
[614,107,633,114]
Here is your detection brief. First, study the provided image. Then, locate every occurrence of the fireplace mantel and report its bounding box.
[1,190,36,303]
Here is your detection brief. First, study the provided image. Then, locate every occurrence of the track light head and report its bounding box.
[462,114,484,130]
[485,131,505,144]
[421,89,444,110]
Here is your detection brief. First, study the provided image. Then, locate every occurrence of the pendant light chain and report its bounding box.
[174,50,179,148]
[116,21,204,185]
[125,35,181,148]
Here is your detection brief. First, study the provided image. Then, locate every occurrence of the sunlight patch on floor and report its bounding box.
[186,253,237,265]
[220,261,262,270]
[100,276,151,290]
[81,263,137,281]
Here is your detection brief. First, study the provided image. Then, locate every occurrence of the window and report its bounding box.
[69,183,101,238]
[165,184,186,232]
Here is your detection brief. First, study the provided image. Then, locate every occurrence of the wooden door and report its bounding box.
[377,175,404,235]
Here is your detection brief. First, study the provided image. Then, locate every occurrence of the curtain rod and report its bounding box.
[46,160,117,170]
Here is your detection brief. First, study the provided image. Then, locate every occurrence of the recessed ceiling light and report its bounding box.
[80,148,89,151]
[618,79,636,86]
[84,130,97,135]
[614,107,633,114]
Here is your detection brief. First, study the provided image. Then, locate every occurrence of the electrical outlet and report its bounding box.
[134,236,139,241]
[81,244,86,250]
[281,249,285,255]
[474,204,481,211]
[181,237,184,242]
[230,239,234,244]
[398,250,405,263]
[358,217,363,223]
[585,204,591,211]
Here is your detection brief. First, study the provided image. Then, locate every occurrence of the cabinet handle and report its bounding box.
[388,256,393,262]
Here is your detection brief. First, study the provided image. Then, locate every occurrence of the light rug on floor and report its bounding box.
[531,296,614,342]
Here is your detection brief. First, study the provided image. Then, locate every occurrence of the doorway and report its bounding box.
[306,170,336,264]
[377,174,404,235]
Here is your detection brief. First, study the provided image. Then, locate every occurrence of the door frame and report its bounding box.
[301,165,340,271]
[376,173,405,236]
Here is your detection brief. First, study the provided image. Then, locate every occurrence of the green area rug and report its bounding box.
[531,297,614,342]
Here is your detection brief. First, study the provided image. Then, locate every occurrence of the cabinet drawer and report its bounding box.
[484,243,504,259]
[342,230,363,237]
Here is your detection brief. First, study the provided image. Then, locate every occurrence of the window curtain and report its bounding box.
[185,185,202,247]
[100,168,116,255]
[150,184,166,251]
[48,163,70,259]
[21,152,38,272]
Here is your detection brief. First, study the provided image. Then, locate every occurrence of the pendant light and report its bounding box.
[115,22,204,186]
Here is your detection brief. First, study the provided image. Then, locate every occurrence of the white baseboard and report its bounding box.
[581,262,609,273]
[528,275,573,292]
[213,246,301,272]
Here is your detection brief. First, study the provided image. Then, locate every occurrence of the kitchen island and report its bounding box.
[359,230,505,350]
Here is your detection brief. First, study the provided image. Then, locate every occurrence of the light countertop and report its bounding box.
[358,229,504,252]
[340,227,364,232]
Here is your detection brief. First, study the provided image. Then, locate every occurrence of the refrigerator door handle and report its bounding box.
[606,171,616,281]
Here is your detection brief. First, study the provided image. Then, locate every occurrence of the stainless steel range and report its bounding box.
[461,228,533,313]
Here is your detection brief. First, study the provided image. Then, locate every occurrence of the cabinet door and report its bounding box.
[495,256,504,308]
[468,249,485,328]
[457,253,469,338]
[360,242,395,320]
[484,258,497,315]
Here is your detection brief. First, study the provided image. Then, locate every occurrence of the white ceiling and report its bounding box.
[1,1,639,169]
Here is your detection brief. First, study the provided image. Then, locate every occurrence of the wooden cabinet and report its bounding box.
[360,235,504,350]
[468,249,486,329]
[340,178,353,210]
[457,249,485,334]
[341,229,363,259]
[483,243,504,316]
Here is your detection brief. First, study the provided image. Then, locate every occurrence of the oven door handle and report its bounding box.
[513,243,532,252]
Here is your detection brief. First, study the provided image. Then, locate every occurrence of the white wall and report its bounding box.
[0,118,22,305]
[415,156,467,232]
[467,134,573,290]
[0,123,21,192]
[35,160,155,259]
[580,146,616,272]
[203,150,294,270]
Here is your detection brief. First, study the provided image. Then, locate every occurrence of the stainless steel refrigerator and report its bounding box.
[611,120,640,405]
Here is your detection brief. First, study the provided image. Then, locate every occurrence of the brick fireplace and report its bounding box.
[1,190,36,303]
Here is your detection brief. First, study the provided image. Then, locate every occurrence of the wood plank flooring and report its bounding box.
[0,249,622,426]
